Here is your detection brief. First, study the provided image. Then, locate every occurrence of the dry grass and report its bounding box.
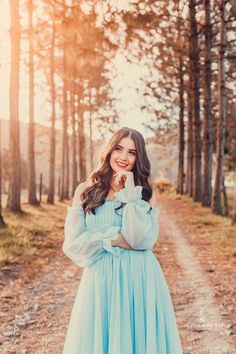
[0,195,70,266]
[160,191,236,259]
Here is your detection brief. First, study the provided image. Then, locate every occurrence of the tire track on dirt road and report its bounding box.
[158,197,235,354]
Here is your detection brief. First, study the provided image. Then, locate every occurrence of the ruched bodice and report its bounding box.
[85,199,123,233]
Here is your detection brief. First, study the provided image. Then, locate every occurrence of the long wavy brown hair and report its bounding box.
[80,127,154,215]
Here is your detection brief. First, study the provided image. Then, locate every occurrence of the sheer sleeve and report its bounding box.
[114,185,160,250]
[62,205,121,268]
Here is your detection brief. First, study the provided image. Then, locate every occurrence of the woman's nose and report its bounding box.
[120,151,128,160]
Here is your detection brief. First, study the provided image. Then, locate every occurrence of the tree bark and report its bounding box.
[212,0,227,214]
[77,102,86,183]
[7,0,21,212]
[189,0,202,202]
[232,164,236,225]
[47,17,56,204]
[0,119,6,226]
[28,0,38,206]
[71,87,77,196]
[89,88,94,173]
[202,0,213,207]
[222,175,228,216]
[186,85,194,196]
[60,2,69,201]
[177,53,185,195]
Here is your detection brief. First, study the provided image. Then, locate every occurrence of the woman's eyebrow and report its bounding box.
[117,144,136,151]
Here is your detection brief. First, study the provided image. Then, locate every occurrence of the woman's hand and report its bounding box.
[111,234,133,250]
[111,234,146,251]
[114,170,135,189]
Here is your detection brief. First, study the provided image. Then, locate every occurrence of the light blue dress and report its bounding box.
[62,185,183,354]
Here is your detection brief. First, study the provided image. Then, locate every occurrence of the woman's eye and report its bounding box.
[115,147,135,155]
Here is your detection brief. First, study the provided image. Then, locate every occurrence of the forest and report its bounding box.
[0,1,236,352]
[0,0,235,220]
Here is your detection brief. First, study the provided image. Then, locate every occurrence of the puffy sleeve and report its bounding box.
[62,205,121,268]
[114,185,160,250]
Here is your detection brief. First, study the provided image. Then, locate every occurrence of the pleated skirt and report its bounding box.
[62,249,183,354]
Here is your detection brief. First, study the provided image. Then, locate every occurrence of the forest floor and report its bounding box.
[0,192,235,354]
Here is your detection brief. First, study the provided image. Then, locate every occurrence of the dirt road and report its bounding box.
[0,195,235,353]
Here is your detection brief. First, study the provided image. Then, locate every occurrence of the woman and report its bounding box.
[62,127,183,354]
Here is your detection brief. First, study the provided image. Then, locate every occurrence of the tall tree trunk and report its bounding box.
[70,0,78,197]
[60,3,69,201]
[177,6,185,195]
[71,86,77,196]
[186,86,193,196]
[77,104,86,183]
[47,17,56,204]
[232,164,236,225]
[89,89,94,173]
[65,95,70,198]
[177,54,185,194]
[189,0,202,202]
[222,175,228,216]
[0,120,6,226]
[186,33,193,196]
[202,0,213,207]
[7,0,21,212]
[28,0,38,206]
[212,0,226,214]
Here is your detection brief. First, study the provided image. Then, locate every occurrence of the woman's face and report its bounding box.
[110,136,137,174]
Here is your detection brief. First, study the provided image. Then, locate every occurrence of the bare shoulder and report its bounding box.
[73,181,88,206]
